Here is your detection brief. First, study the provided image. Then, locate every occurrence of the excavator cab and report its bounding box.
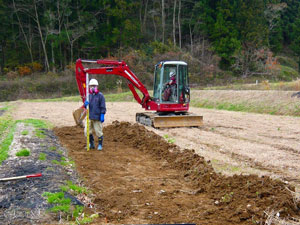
[153,61,190,104]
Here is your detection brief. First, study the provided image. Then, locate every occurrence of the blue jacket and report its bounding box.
[88,92,106,120]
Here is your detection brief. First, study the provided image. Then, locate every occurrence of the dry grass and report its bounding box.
[203,80,300,91]
[265,209,300,225]
[191,90,300,116]
[264,188,300,225]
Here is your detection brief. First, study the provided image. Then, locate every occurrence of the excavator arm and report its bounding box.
[75,59,156,110]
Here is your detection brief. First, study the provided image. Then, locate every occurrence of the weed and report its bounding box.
[16,149,30,157]
[0,119,16,163]
[35,129,46,138]
[52,159,74,167]
[211,127,215,131]
[58,150,63,155]
[61,181,88,195]
[163,134,169,139]
[221,192,234,203]
[163,134,176,144]
[39,153,46,160]
[42,192,75,215]
[18,118,49,129]
[21,130,29,135]
[73,214,99,224]
[42,189,87,222]
[45,167,55,172]
[49,146,57,151]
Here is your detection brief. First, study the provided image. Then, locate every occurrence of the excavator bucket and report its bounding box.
[136,112,203,128]
[73,107,86,127]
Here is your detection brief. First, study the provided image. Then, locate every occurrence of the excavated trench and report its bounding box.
[54,121,300,224]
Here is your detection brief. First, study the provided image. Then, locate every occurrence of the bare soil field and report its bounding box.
[12,101,300,187]
[53,122,298,224]
[7,99,300,224]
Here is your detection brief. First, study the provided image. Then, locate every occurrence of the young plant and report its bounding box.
[16,149,30,157]
[221,192,234,203]
[39,153,46,160]
[49,146,57,151]
[35,129,46,138]
[42,191,84,221]
[21,130,29,135]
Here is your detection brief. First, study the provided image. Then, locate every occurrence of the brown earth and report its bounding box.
[11,101,300,187]
[54,122,299,224]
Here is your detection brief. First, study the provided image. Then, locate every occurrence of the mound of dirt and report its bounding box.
[54,121,300,224]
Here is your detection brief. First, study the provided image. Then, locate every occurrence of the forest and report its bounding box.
[0,0,300,82]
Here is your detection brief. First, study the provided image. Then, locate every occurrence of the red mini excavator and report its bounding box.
[73,59,203,128]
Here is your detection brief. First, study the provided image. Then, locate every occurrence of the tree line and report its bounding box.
[0,0,299,77]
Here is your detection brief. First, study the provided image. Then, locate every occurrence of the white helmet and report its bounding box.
[89,79,98,86]
[169,71,176,77]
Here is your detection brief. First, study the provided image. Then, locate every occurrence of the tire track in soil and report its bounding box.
[54,121,300,225]
[198,126,300,184]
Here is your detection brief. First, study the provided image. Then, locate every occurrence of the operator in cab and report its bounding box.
[84,79,106,151]
[163,71,177,102]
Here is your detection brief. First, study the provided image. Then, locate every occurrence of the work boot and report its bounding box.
[98,136,103,151]
[89,134,95,149]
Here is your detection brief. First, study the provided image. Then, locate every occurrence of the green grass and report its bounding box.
[18,118,50,129]
[35,129,46,138]
[49,146,57,151]
[16,148,30,157]
[0,117,16,163]
[39,153,46,160]
[52,159,74,167]
[202,80,300,91]
[43,187,85,220]
[60,181,88,195]
[21,130,29,135]
[22,90,148,103]
[25,95,81,102]
[105,91,135,102]
[24,91,136,103]
[0,116,15,137]
[0,118,50,164]
[163,134,176,144]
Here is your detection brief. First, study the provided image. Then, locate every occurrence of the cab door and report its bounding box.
[178,65,189,103]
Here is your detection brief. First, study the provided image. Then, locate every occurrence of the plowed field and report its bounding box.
[54,122,298,224]
[11,100,300,224]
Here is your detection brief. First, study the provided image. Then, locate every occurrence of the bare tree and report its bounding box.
[264,3,287,31]
[161,0,165,43]
[12,0,34,63]
[173,0,177,47]
[177,0,182,48]
[143,0,149,33]
[33,0,50,71]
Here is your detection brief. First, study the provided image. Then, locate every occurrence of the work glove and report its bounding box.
[84,100,89,108]
[100,113,105,123]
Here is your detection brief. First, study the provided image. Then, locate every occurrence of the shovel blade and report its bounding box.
[73,107,86,127]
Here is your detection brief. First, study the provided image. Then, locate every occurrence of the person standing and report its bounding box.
[84,79,106,150]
